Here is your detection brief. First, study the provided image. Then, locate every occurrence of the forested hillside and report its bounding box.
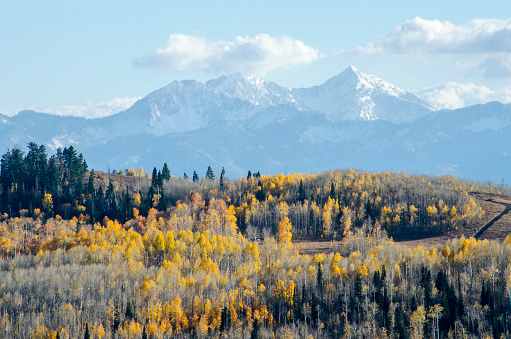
[0,144,510,338]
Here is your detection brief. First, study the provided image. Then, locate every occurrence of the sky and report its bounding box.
[2,0,511,117]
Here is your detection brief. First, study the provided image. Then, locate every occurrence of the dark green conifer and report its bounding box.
[205,166,215,180]
[84,323,90,339]
[251,318,260,339]
[162,162,171,181]
[219,167,226,191]
[220,306,231,332]
[298,180,306,203]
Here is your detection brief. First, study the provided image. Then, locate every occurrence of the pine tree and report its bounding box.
[87,170,95,195]
[298,180,306,203]
[142,326,148,339]
[317,263,324,297]
[247,170,252,179]
[151,167,158,187]
[125,300,134,320]
[84,323,90,339]
[162,162,171,181]
[255,181,265,201]
[205,166,215,180]
[192,170,199,182]
[251,318,260,339]
[183,172,189,180]
[330,182,336,200]
[220,306,231,332]
[219,167,226,190]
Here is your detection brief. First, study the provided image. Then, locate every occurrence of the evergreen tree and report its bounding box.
[255,181,265,201]
[162,162,171,181]
[394,304,407,339]
[220,306,231,332]
[247,170,252,179]
[84,323,90,339]
[125,300,134,320]
[330,182,336,200]
[87,170,95,196]
[420,266,433,308]
[142,326,148,339]
[317,263,324,297]
[151,167,158,187]
[219,167,226,191]
[205,166,215,180]
[192,170,199,182]
[251,318,260,339]
[298,180,307,203]
[183,172,189,180]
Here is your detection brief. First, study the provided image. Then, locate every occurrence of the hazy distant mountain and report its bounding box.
[0,66,509,182]
[293,66,434,122]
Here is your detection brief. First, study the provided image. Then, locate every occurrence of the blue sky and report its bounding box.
[2,0,511,117]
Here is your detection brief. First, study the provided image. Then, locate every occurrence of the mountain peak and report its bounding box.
[206,73,294,106]
[293,66,434,122]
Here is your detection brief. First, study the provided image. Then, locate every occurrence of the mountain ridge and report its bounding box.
[0,66,509,182]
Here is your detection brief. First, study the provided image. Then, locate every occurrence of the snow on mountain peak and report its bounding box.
[206,73,295,106]
[293,66,434,122]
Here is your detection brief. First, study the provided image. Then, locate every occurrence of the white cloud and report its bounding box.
[417,82,511,109]
[34,97,140,119]
[133,34,320,75]
[357,17,511,55]
[480,54,511,79]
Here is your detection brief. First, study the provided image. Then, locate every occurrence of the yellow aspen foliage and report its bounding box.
[441,245,450,258]
[284,280,295,305]
[427,205,438,217]
[153,232,165,252]
[381,206,392,225]
[42,193,53,213]
[245,242,259,259]
[93,323,106,339]
[322,197,335,238]
[132,193,141,208]
[152,194,160,208]
[410,305,427,339]
[223,205,238,235]
[342,205,352,237]
[331,253,343,266]
[277,201,289,218]
[358,264,368,276]
[278,217,293,246]
[197,314,209,337]
[449,206,457,218]
[331,265,341,278]
[312,254,324,264]
[170,295,184,331]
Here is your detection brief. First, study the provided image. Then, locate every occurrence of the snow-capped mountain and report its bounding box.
[206,73,296,107]
[293,66,434,122]
[0,66,509,182]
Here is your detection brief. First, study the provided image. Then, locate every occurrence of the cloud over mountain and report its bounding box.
[417,82,511,109]
[357,17,511,55]
[34,97,140,119]
[133,34,320,75]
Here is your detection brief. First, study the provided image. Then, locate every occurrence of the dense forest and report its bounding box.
[0,143,510,338]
